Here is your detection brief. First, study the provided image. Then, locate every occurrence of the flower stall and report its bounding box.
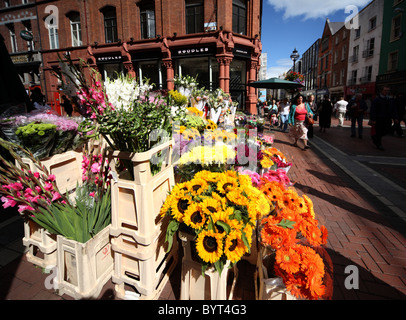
[0,57,332,300]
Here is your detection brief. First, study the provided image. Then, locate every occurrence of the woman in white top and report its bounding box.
[278,98,290,132]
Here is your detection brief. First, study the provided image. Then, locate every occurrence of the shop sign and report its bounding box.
[96,55,122,63]
[131,51,161,61]
[11,54,29,64]
[172,46,215,58]
[345,82,375,95]
[233,46,251,59]
[376,70,406,84]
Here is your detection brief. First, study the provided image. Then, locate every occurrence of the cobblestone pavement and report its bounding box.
[1,117,405,300]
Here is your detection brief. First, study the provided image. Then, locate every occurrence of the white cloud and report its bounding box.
[266,0,371,20]
[267,58,292,78]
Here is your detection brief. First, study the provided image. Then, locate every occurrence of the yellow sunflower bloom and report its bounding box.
[195,230,224,263]
[170,194,192,222]
[183,203,206,230]
[186,178,209,196]
[224,230,246,263]
[217,175,239,194]
[226,187,249,206]
[201,197,222,216]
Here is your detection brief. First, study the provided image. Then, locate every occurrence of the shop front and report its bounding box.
[131,50,166,89]
[95,54,124,81]
[345,82,376,101]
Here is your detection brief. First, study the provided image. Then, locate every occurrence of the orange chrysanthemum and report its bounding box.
[275,246,301,274]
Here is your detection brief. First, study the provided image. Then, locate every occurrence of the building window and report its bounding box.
[102,6,118,43]
[388,51,398,71]
[68,12,82,47]
[233,0,247,35]
[5,0,10,7]
[7,23,18,53]
[350,70,357,85]
[341,45,346,61]
[185,0,204,34]
[355,26,361,39]
[390,15,402,41]
[22,0,28,4]
[369,16,377,31]
[325,54,328,69]
[341,69,345,85]
[140,4,156,39]
[363,38,374,57]
[48,26,59,49]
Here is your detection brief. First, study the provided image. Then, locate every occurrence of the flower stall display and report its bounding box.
[259,147,292,174]
[256,177,331,300]
[160,170,272,275]
[190,87,210,112]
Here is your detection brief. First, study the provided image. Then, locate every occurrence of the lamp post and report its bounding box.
[290,48,300,72]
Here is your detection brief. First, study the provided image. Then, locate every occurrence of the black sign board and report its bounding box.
[96,55,123,64]
[172,46,215,58]
[233,46,251,59]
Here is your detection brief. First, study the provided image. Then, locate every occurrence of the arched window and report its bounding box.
[185,0,204,34]
[101,6,118,43]
[67,11,82,46]
[232,0,246,35]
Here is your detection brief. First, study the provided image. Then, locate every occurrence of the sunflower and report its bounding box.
[211,209,234,235]
[183,203,206,230]
[217,175,239,194]
[186,178,209,196]
[170,193,192,222]
[224,230,246,263]
[206,119,217,131]
[200,197,222,216]
[255,194,272,218]
[275,246,301,274]
[159,195,173,217]
[195,229,224,263]
[194,170,222,183]
[226,187,249,206]
[182,128,201,141]
[242,224,254,250]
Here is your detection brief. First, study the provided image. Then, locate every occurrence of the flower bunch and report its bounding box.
[179,145,236,167]
[104,75,153,111]
[15,122,57,159]
[77,80,113,120]
[258,179,329,300]
[174,74,198,88]
[260,147,292,171]
[168,90,188,106]
[0,138,68,214]
[285,72,305,86]
[161,170,272,274]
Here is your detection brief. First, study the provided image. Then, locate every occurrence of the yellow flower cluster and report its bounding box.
[203,129,237,145]
[179,145,236,166]
[187,107,203,117]
[160,171,273,272]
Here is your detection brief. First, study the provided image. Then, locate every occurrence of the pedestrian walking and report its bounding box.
[333,96,348,127]
[306,94,317,138]
[278,98,290,132]
[318,95,333,133]
[288,94,313,150]
[348,93,368,138]
[369,86,398,150]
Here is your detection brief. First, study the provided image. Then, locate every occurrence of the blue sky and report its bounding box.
[261,0,372,78]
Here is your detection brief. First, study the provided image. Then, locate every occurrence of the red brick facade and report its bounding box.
[6,0,263,114]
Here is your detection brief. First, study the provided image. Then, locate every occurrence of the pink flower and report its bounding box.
[47,174,56,182]
[1,196,17,208]
[10,182,23,191]
[33,172,40,179]
[35,186,42,193]
[91,162,101,174]
[18,205,34,213]
[51,192,62,202]
[89,192,95,198]
[44,182,53,191]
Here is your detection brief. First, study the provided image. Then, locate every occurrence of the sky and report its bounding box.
[261,0,373,78]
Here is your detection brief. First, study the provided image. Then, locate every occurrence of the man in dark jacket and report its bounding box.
[369,87,398,150]
[348,93,368,138]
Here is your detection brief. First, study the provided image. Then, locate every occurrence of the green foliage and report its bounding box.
[30,184,111,243]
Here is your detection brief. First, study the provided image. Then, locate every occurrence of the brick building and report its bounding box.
[29,0,263,114]
[316,18,349,103]
[0,0,42,95]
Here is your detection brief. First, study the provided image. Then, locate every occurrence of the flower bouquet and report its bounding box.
[257,178,331,300]
[15,122,57,159]
[160,170,272,275]
[259,147,292,174]
[0,138,111,243]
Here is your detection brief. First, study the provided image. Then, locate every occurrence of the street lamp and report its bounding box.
[290,48,300,72]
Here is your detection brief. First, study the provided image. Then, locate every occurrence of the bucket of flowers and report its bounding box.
[160,170,272,299]
[0,138,113,299]
[255,177,332,300]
